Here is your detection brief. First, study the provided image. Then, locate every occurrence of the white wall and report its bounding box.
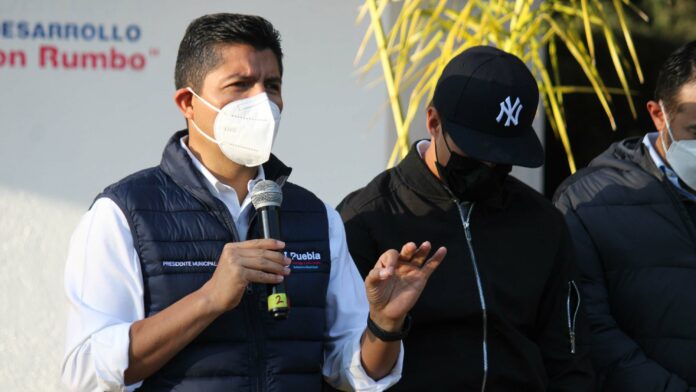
[0,187,83,391]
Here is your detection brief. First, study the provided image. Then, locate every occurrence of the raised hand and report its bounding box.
[365,241,446,331]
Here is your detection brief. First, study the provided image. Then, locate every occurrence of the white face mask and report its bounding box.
[187,87,281,167]
[660,101,696,190]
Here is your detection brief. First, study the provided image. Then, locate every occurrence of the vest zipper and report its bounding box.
[247,214,258,299]
[250,292,266,392]
[455,202,488,392]
[232,211,263,392]
[222,177,287,392]
[207,198,264,391]
[186,174,290,391]
[567,280,581,354]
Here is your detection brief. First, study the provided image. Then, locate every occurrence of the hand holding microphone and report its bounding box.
[251,180,290,320]
[202,180,290,316]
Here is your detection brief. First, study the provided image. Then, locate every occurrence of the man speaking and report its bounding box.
[61,13,445,391]
[339,46,594,391]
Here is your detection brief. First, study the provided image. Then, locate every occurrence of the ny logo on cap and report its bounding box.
[496,96,523,127]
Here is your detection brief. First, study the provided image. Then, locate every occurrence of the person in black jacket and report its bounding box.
[554,42,696,391]
[338,46,594,391]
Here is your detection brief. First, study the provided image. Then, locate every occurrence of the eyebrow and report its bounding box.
[221,73,254,83]
[221,73,282,84]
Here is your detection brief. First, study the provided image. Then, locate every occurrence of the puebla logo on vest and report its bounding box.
[284,250,325,271]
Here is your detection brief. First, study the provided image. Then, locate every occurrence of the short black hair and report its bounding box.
[174,13,283,91]
[655,40,696,115]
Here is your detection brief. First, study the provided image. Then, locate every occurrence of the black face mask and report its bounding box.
[435,135,511,202]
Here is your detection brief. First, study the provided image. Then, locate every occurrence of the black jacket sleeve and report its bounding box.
[555,192,695,392]
[336,194,379,278]
[534,217,595,392]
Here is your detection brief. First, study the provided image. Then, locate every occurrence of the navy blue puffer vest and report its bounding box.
[99,131,331,392]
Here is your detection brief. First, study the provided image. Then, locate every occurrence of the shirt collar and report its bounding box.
[642,132,696,202]
[179,136,265,197]
[416,139,430,159]
[642,132,668,171]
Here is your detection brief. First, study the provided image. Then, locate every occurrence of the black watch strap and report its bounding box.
[367,313,412,342]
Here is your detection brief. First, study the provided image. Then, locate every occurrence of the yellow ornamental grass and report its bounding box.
[356,0,646,173]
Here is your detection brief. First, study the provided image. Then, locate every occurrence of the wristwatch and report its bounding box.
[367,313,412,342]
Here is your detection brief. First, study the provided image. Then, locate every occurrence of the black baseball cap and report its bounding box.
[432,45,544,168]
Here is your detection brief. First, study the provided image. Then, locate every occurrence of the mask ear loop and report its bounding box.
[432,128,450,184]
[434,128,452,169]
[659,100,676,152]
[186,87,221,145]
[187,87,222,113]
[442,131,455,155]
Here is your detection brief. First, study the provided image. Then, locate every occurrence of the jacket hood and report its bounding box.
[588,136,663,180]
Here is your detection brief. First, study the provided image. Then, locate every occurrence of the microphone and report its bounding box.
[250,180,289,320]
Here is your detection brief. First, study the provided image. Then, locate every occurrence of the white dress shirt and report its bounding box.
[61,137,402,391]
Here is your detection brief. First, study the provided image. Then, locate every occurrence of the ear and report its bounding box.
[426,106,442,138]
[174,88,194,120]
[647,100,666,133]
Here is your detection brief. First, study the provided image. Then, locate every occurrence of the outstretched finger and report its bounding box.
[409,241,432,267]
[366,249,399,284]
[420,246,447,277]
[399,242,418,261]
